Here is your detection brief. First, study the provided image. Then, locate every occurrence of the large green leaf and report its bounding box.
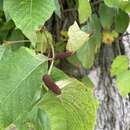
[38,78,98,130]
[78,0,92,23]
[57,78,98,130]
[4,0,55,45]
[0,45,48,127]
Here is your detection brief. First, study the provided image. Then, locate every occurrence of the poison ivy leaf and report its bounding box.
[115,9,129,33]
[99,3,116,30]
[4,0,55,45]
[66,21,90,52]
[111,55,129,76]
[78,0,92,23]
[77,15,102,69]
[116,70,130,96]
[57,78,98,130]
[0,45,48,128]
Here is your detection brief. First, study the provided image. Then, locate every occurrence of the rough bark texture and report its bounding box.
[89,28,130,130]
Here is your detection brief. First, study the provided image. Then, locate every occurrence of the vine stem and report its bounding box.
[48,42,55,75]
[3,40,30,45]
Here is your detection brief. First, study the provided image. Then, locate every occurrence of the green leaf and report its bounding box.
[120,1,130,12]
[99,3,116,30]
[38,77,98,130]
[66,21,90,52]
[104,0,130,12]
[111,55,129,76]
[104,0,122,8]
[51,67,69,81]
[111,55,130,96]
[15,67,69,130]
[77,33,101,69]
[57,78,98,130]
[81,76,94,90]
[67,53,81,67]
[0,0,3,10]
[115,9,129,33]
[77,15,102,69]
[116,70,130,96]
[4,0,55,45]
[38,92,67,130]
[78,0,92,23]
[0,45,48,127]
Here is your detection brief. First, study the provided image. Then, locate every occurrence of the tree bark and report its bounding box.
[93,43,130,130]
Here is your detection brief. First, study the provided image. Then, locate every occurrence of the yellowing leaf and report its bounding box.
[66,21,90,52]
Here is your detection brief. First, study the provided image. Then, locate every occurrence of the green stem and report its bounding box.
[3,40,30,45]
[48,42,55,75]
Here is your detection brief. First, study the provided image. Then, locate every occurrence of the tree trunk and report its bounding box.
[93,42,130,130]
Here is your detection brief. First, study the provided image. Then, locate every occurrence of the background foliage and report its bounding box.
[0,0,130,129]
